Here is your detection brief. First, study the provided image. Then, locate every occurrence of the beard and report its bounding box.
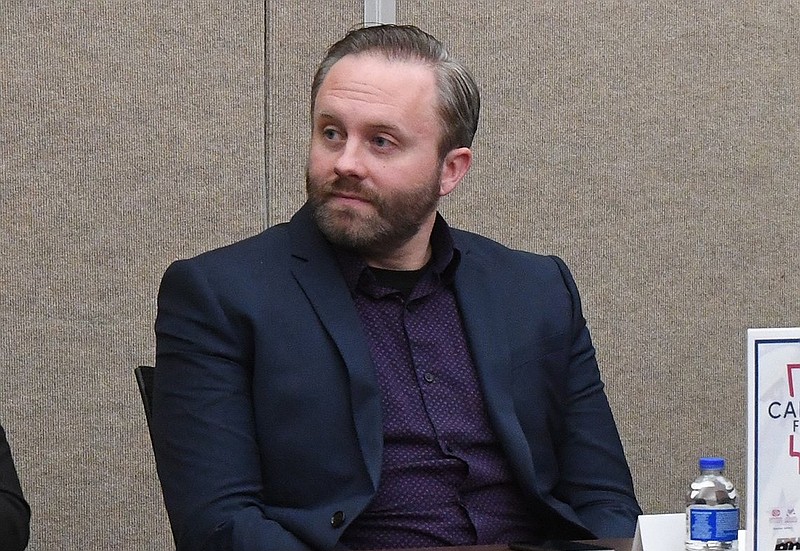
[306,166,442,258]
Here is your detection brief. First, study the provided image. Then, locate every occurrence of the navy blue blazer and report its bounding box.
[152,203,641,551]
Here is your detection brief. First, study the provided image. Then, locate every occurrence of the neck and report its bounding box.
[365,242,432,271]
[364,216,436,270]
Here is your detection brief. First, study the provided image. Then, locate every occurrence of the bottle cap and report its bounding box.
[699,457,725,470]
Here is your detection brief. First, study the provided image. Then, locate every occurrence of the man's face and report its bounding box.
[306,53,446,262]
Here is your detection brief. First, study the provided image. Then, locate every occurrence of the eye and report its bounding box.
[372,135,394,148]
[322,127,340,141]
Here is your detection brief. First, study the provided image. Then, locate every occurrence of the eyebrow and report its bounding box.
[315,112,406,136]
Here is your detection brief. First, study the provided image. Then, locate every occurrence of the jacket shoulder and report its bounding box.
[451,227,563,271]
[190,222,292,266]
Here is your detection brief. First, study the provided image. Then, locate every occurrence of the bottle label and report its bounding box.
[688,506,740,542]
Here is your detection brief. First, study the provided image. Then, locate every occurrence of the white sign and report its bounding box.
[747,328,800,551]
[632,513,685,551]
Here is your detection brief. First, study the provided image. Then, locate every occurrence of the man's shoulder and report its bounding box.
[181,204,321,268]
[449,226,577,292]
[451,226,555,265]
[158,222,297,292]
[183,220,293,266]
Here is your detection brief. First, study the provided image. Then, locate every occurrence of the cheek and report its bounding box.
[307,146,333,174]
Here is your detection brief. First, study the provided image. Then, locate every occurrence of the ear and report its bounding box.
[438,147,473,197]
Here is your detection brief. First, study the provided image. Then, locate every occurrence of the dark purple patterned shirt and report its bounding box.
[337,217,543,550]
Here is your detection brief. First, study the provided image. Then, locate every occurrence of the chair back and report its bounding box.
[134,365,155,433]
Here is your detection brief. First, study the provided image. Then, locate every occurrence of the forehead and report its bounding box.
[314,53,440,130]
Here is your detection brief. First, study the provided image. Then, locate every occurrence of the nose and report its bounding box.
[333,139,366,180]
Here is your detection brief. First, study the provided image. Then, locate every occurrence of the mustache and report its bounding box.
[319,177,378,203]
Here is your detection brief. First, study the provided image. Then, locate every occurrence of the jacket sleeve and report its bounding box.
[151,259,314,551]
[0,424,31,551]
[548,256,642,538]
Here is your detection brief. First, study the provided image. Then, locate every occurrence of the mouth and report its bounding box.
[332,191,366,200]
[327,190,372,208]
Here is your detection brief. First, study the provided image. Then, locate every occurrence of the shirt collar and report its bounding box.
[333,213,462,295]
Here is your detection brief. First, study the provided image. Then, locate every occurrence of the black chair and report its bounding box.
[134,365,155,434]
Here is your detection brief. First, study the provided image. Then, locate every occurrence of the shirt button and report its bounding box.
[423,372,435,383]
[331,510,345,528]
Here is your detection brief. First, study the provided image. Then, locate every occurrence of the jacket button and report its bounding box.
[330,510,345,528]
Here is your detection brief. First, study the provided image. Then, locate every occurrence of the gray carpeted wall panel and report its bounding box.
[2,2,266,548]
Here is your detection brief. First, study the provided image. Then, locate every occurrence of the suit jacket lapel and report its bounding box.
[286,205,383,491]
[453,239,541,494]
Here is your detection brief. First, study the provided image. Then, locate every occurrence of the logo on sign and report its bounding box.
[767,364,800,473]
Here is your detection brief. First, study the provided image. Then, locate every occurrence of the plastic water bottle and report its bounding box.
[685,457,739,551]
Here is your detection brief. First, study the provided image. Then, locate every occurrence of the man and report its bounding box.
[152,24,641,551]
[0,422,30,551]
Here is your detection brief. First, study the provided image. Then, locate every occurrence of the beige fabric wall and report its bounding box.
[2,2,267,548]
[1,1,798,549]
